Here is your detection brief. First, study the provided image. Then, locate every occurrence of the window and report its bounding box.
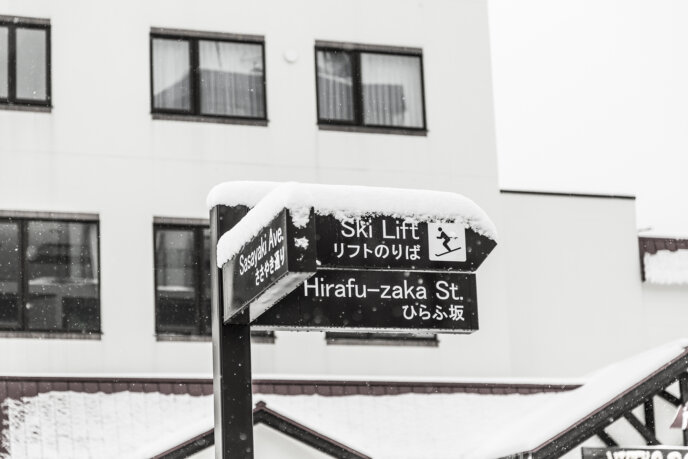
[0,16,51,108]
[0,214,100,334]
[154,223,211,336]
[153,220,274,343]
[150,29,266,123]
[315,42,426,133]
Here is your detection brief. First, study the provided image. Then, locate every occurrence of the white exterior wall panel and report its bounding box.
[0,0,511,377]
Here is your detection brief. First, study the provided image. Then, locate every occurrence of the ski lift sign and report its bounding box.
[314,214,494,272]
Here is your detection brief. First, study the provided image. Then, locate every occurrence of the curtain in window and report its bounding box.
[199,40,264,118]
[361,53,424,128]
[316,50,354,122]
[0,27,8,99]
[152,38,191,111]
[25,221,99,332]
[15,28,47,101]
[155,229,197,333]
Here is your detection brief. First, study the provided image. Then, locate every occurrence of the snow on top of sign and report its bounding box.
[644,250,688,285]
[464,338,688,458]
[211,181,497,268]
[206,180,280,209]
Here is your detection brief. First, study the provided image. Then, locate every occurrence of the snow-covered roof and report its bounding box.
[208,181,497,268]
[3,340,688,459]
[644,250,688,285]
[639,237,688,285]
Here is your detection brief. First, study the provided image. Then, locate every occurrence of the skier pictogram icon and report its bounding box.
[428,222,466,262]
[435,227,462,257]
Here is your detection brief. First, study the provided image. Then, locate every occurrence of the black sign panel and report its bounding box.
[315,215,495,272]
[223,209,316,323]
[582,448,688,459]
[254,269,478,333]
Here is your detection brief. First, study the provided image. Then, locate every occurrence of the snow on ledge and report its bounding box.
[465,339,688,458]
[210,181,497,268]
[644,250,688,285]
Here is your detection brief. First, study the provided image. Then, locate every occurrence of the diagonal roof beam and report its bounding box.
[623,412,660,445]
[596,429,618,447]
[658,389,681,406]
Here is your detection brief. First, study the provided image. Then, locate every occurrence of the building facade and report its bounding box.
[0,0,686,386]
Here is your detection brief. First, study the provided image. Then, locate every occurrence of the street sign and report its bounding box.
[582,448,688,459]
[222,208,316,323]
[254,269,478,333]
[315,215,495,272]
[210,182,499,459]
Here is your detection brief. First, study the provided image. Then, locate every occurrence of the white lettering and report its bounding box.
[340,220,355,237]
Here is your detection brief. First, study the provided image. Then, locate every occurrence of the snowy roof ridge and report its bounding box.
[464,338,688,459]
[211,181,498,268]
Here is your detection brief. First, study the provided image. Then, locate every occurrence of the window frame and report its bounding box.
[153,220,210,337]
[0,211,100,336]
[314,40,427,135]
[149,28,268,125]
[0,16,51,110]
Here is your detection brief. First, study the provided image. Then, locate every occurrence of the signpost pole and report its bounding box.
[211,205,255,459]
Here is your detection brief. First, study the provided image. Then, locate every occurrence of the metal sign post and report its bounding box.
[211,205,255,459]
[211,193,497,459]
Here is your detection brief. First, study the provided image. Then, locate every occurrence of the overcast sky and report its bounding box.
[489,0,688,236]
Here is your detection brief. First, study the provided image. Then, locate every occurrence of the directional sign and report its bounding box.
[253,269,478,333]
[222,208,316,323]
[582,447,688,459]
[315,215,495,272]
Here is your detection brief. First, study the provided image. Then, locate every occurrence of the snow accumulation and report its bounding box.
[4,341,687,459]
[209,181,498,268]
[466,339,688,458]
[1,390,213,459]
[644,250,688,285]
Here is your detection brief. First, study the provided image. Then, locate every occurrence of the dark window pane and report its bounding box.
[0,222,20,327]
[25,221,99,332]
[155,228,197,333]
[16,28,47,101]
[361,53,424,128]
[316,50,354,122]
[152,38,191,111]
[0,27,8,98]
[199,40,265,118]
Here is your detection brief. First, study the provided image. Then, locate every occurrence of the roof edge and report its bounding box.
[501,189,636,200]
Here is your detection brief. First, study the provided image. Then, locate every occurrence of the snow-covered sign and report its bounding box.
[582,447,688,459]
[210,181,496,325]
[223,208,316,322]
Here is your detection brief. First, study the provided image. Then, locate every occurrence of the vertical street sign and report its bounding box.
[222,208,316,323]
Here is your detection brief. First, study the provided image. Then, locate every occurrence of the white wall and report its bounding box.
[643,284,688,348]
[500,192,646,377]
[0,0,512,378]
